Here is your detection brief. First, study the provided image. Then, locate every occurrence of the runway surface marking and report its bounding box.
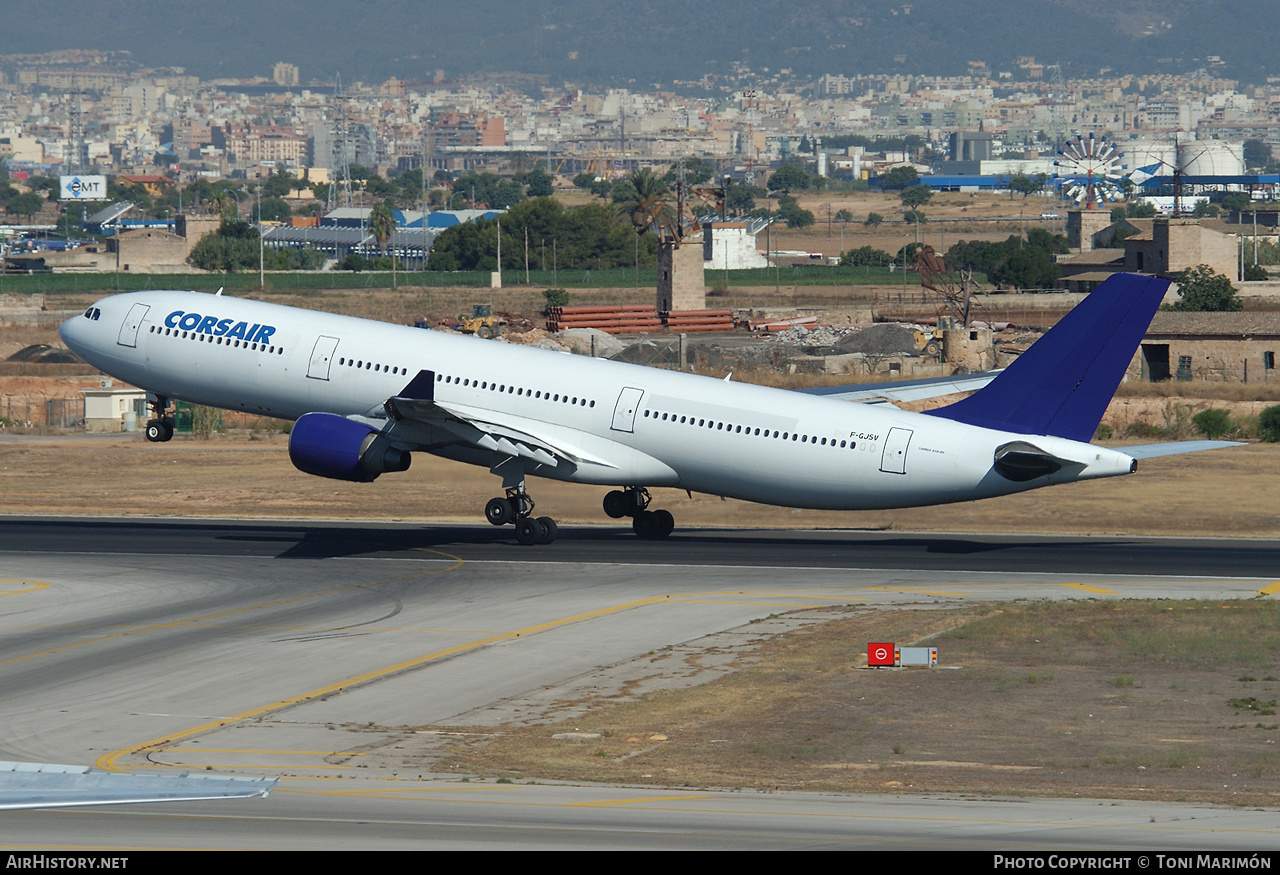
[1059,583,1118,594]
[564,795,718,807]
[99,780,1278,841]
[864,586,969,597]
[96,591,704,773]
[0,578,49,598]
[1257,581,1280,595]
[0,554,463,670]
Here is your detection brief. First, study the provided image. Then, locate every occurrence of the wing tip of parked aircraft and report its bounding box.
[0,761,278,810]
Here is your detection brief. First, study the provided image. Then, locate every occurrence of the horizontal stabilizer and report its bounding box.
[1121,440,1244,459]
[926,273,1170,441]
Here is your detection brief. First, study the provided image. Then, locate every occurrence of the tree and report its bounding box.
[1259,405,1280,443]
[989,246,1058,290]
[258,196,292,223]
[899,183,933,209]
[840,246,893,267]
[1244,139,1272,170]
[370,200,396,255]
[1168,265,1242,312]
[1221,193,1252,213]
[901,208,926,225]
[880,165,919,190]
[768,163,810,193]
[1192,409,1232,439]
[777,198,815,228]
[6,191,44,221]
[612,168,675,236]
[520,167,554,197]
[725,182,765,215]
[1009,172,1047,199]
[864,212,884,227]
[1126,201,1157,219]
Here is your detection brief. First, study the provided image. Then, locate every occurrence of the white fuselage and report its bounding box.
[60,290,1137,510]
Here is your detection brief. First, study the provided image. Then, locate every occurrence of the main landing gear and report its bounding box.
[603,487,675,540]
[484,480,558,546]
[144,395,175,443]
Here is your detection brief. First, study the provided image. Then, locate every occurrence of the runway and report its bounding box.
[0,516,1277,850]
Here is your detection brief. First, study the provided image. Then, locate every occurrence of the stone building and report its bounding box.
[1124,218,1237,279]
[1130,312,1280,382]
[656,237,705,312]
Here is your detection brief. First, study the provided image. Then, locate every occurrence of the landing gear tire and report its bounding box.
[535,516,558,544]
[145,419,174,443]
[653,509,675,538]
[516,517,545,546]
[485,497,514,526]
[632,510,660,539]
[603,490,629,519]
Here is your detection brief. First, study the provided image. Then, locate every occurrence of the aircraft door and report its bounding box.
[116,303,150,348]
[879,427,913,475]
[307,335,340,381]
[610,386,645,433]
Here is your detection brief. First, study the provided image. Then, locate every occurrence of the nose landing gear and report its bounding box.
[603,487,675,539]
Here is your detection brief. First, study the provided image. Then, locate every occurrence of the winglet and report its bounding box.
[926,273,1169,442]
[399,369,436,402]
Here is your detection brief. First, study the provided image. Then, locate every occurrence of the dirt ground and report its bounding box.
[1,432,1277,538]
[436,600,1280,806]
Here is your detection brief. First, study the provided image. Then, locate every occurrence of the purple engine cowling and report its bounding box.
[288,412,411,482]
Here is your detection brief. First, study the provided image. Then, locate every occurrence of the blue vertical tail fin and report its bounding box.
[926,273,1169,442]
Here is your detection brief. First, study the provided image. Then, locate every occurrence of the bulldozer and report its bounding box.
[458,304,507,339]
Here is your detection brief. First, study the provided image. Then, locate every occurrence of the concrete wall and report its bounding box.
[109,228,191,272]
[702,223,770,270]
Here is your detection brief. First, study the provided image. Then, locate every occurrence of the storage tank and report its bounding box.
[1178,139,1244,177]
[1119,139,1176,182]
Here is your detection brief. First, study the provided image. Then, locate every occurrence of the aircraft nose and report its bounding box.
[59,312,91,356]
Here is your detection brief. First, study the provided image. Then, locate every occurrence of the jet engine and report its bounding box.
[288,412,411,482]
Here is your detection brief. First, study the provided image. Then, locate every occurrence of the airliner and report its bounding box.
[59,273,1232,545]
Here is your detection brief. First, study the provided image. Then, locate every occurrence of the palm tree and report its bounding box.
[370,200,397,288]
[612,168,677,240]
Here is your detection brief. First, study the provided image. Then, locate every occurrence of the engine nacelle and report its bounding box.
[288,412,412,482]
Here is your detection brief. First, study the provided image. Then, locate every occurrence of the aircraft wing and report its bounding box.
[0,761,276,810]
[382,372,618,471]
[795,371,1002,405]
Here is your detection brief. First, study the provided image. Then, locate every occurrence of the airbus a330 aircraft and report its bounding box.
[59,272,1231,545]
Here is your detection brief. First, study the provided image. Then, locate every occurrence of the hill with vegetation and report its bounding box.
[9,1,1275,87]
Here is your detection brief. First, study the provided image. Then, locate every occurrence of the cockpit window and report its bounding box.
[83,307,101,321]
